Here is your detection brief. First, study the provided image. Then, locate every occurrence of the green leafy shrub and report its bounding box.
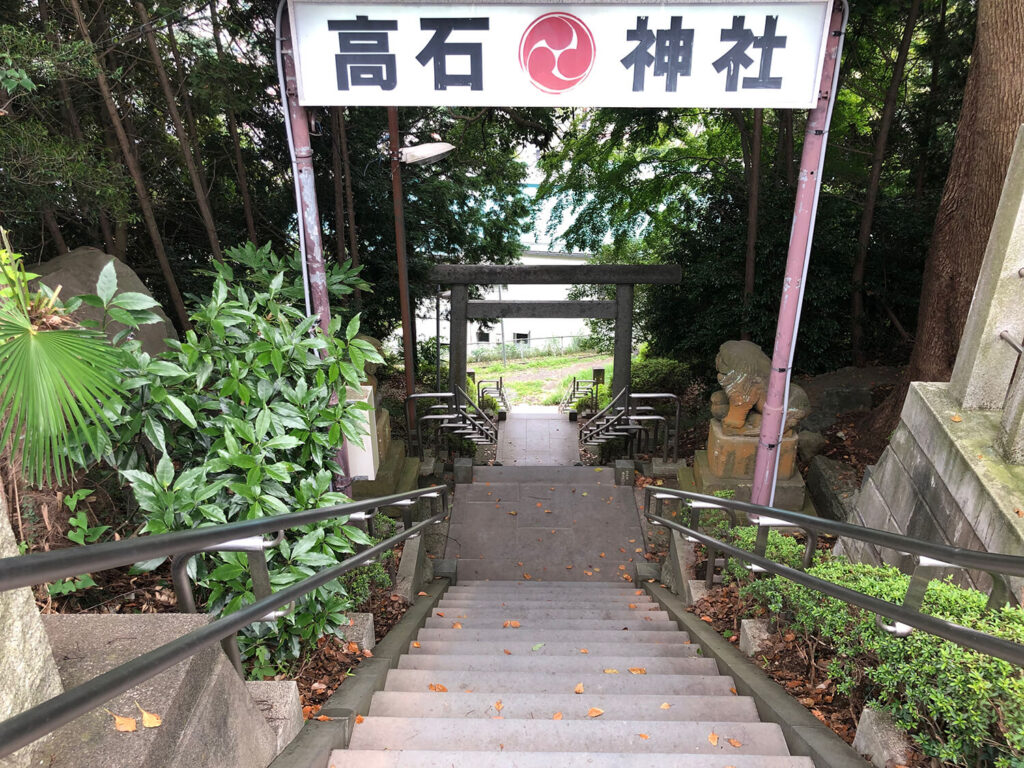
[76,254,383,675]
[720,525,813,584]
[630,356,691,397]
[741,558,1024,766]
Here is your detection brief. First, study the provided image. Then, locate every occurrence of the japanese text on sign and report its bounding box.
[290,2,831,108]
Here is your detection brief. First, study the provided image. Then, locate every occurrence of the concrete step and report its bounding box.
[368,691,760,721]
[407,641,700,657]
[347,717,792,755]
[454,580,640,589]
[398,654,715,675]
[443,587,649,599]
[428,608,669,621]
[415,628,682,643]
[330,751,816,768]
[436,598,657,609]
[422,620,677,633]
[382,670,733,696]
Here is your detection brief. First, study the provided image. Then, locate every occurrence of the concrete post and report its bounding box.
[449,284,468,404]
[612,283,633,398]
[949,126,1024,411]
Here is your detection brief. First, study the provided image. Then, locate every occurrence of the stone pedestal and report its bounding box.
[693,450,808,510]
[706,419,798,480]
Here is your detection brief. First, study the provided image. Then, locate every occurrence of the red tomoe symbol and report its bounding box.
[519,12,596,94]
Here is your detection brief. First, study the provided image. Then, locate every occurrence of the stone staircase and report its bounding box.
[329,580,814,767]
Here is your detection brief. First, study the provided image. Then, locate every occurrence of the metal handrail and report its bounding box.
[645,510,1024,667]
[0,485,446,592]
[457,385,498,436]
[580,388,628,442]
[0,486,450,759]
[629,392,681,462]
[642,487,1024,578]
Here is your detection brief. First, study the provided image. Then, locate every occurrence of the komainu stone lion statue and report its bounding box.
[709,340,810,435]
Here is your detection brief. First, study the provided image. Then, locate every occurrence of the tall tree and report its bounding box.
[67,0,190,328]
[851,0,922,365]
[906,0,1023,383]
[135,0,223,263]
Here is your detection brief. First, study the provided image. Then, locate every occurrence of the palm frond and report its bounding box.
[0,304,125,486]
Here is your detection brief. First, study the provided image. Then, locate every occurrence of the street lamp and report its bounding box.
[387,106,454,440]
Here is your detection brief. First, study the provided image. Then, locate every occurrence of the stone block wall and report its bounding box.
[843,383,1024,601]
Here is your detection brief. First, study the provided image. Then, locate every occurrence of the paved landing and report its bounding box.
[445,466,646,583]
[496,408,580,466]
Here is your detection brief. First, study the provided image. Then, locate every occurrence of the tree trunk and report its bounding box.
[69,0,190,328]
[329,108,350,270]
[209,0,258,245]
[336,109,361,307]
[914,0,948,199]
[851,0,922,366]
[42,209,68,254]
[134,0,223,263]
[779,109,795,186]
[742,108,762,341]
[165,24,210,196]
[870,0,1024,433]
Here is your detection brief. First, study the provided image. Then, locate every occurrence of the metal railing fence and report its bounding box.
[0,485,450,759]
[643,486,1024,667]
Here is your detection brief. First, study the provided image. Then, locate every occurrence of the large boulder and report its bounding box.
[31,247,176,356]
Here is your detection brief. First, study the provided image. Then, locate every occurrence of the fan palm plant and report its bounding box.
[0,228,125,486]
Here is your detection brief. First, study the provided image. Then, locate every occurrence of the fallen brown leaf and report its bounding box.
[346,641,359,654]
[574,683,585,694]
[412,641,421,648]
[660,702,671,710]
[628,603,637,609]
[106,710,136,732]
[586,707,604,718]
[951,414,963,422]
[603,668,620,674]
[428,683,448,692]
[708,732,719,746]
[436,612,445,618]
[355,714,365,724]
[727,738,742,748]
[628,667,647,675]
[135,702,162,728]
[417,591,428,596]
[452,622,463,629]
[638,733,650,740]
[503,649,512,655]
[579,648,589,654]
[495,700,503,712]
[552,711,563,720]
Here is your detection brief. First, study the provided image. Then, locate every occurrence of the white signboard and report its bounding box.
[289,1,832,109]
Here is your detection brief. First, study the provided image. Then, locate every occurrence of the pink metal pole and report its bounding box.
[280,7,352,495]
[750,0,848,508]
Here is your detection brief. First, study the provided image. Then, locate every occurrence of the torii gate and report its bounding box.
[431,263,681,400]
[276,0,849,507]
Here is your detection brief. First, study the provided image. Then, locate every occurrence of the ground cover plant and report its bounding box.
[736,559,1024,766]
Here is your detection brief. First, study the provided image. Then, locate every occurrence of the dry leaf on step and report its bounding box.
[727,738,742,748]
[135,702,162,728]
[355,715,365,724]
[427,683,448,692]
[574,683,585,694]
[708,732,719,746]
[552,711,563,720]
[412,641,421,648]
[638,733,650,740]
[452,622,462,629]
[628,667,647,675]
[105,710,136,732]
[603,668,619,674]
[660,702,671,710]
[586,707,604,718]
